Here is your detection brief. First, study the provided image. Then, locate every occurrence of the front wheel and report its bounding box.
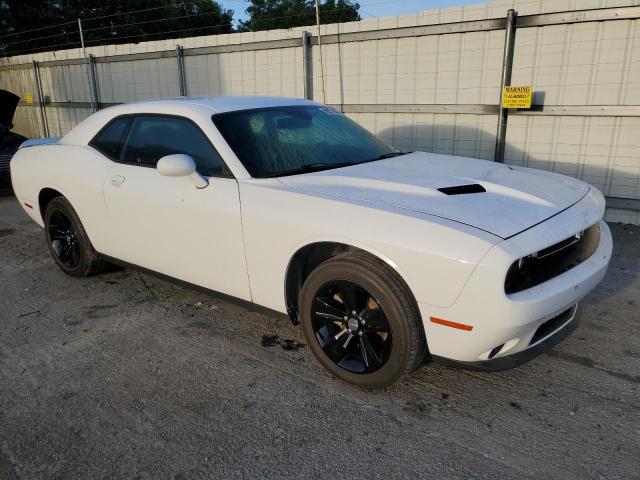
[44,196,105,277]
[299,251,427,389]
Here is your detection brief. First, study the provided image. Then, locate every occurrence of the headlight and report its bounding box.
[504,254,533,294]
[504,224,600,294]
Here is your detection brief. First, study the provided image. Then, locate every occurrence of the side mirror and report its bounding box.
[157,154,208,189]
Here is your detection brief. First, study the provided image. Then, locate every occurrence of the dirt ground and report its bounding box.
[0,195,638,479]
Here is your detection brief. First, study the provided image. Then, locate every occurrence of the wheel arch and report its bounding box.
[38,187,65,221]
[283,241,418,325]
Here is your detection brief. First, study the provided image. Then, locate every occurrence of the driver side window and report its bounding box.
[121,115,229,177]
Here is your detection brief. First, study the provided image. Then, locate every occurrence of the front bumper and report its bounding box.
[432,304,581,370]
[419,191,612,365]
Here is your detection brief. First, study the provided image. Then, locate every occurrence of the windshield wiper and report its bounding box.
[263,162,358,178]
[262,152,413,178]
[374,151,413,160]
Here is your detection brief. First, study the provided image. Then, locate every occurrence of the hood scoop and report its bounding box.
[437,184,486,195]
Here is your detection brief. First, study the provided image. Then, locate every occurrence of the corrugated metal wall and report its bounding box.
[1,0,639,222]
[97,58,180,103]
[185,47,305,97]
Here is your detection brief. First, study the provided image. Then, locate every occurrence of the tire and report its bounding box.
[299,251,427,389]
[44,196,105,277]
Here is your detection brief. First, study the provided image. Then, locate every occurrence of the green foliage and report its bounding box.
[238,0,360,32]
[0,0,361,57]
[0,0,234,57]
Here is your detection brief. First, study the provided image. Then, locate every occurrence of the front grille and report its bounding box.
[530,306,575,345]
[505,223,600,294]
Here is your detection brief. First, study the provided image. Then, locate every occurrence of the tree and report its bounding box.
[238,0,360,32]
[0,0,234,57]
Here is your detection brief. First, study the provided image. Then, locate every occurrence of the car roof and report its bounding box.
[59,96,321,146]
[120,96,319,114]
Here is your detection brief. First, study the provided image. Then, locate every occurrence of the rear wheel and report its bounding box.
[299,251,426,389]
[44,196,105,277]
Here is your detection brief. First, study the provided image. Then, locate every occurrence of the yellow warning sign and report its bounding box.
[25,92,33,104]
[502,85,532,109]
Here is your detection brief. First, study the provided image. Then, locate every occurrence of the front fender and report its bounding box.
[239,180,500,312]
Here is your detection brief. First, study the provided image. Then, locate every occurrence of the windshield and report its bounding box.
[212,105,397,178]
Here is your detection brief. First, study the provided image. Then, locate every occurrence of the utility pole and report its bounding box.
[314,0,326,103]
[78,18,96,112]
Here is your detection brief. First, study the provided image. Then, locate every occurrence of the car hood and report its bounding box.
[278,152,590,239]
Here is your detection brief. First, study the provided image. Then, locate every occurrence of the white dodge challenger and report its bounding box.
[11,96,612,388]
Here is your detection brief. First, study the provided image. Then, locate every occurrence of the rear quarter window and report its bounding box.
[89,117,131,160]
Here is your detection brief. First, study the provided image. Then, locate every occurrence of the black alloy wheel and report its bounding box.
[300,251,427,389]
[47,210,81,269]
[44,196,105,277]
[312,280,392,374]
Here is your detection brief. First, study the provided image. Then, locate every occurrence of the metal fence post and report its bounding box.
[176,45,187,96]
[302,31,313,100]
[88,54,100,111]
[32,61,49,138]
[494,9,517,163]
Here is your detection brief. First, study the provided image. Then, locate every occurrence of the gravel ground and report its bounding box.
[0,195,638,480]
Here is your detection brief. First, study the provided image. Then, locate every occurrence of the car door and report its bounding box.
[97,114,251,301]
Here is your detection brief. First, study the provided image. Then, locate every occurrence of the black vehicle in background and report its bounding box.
[1,89,28,195]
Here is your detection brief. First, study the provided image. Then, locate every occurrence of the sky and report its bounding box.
[353,0,482,19]
[229,0,483,23]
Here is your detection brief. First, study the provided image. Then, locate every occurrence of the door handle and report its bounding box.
[111,175,125,186]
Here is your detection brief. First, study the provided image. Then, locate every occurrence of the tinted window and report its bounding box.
[122,116,227,176]
[212,106,395,178]
[90,117,130,160]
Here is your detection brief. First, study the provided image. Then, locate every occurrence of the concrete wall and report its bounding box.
[1,0,639,223]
